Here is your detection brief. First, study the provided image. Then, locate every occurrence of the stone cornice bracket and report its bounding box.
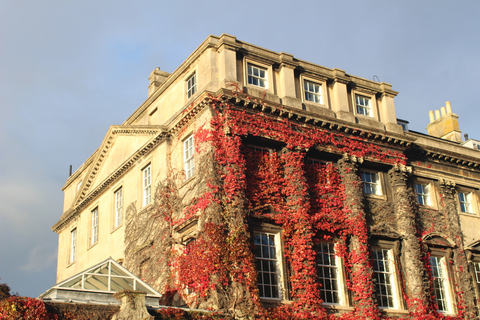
[380,83,399,98]
[439,178,457,195]
[388,164,412,186]
[332,68,349,84]
[337,153,363,173]
[216,33,240,52]
[280,146,306,155]
[279,52,298,69]
[342,153,364,164]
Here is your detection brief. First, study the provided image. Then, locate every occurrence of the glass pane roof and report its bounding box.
[54,258,160,296]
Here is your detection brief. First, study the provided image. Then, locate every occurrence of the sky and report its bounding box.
[1,0,479,298]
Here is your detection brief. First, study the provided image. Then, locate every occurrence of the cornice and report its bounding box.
[214,88,414,150]
[53,128,168,233]
[409,144,480,171]
[74,126,164,207]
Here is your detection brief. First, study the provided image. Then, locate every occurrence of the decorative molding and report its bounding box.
[389,164,412,186]
[439,178,457,195]
[53,130,168,233]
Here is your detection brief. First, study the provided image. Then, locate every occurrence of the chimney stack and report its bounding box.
[148,67,170,97]
[426,101,462,142]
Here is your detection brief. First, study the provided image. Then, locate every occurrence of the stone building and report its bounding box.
[52,34,480,318]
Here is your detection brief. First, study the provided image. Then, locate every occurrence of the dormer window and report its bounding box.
[248,64,267,88]
[355,95,372,117]
[304,80,323,104]
[186,73,197,99]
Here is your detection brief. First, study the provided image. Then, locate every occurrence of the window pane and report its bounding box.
[430,256,449,312]
[373,249,395,308]
[316,242,339,304]
[248,64,267,88]
[254,231,281,299]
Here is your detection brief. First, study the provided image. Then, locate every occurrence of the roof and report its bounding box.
[40,258,161,307]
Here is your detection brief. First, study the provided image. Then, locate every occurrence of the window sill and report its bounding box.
[111,224,123,234]
[416,203,438,211]
[87,241,98,251]
[363,193,387,201]
[459,211,478,217]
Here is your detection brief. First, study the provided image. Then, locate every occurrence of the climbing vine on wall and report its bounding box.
[126,88,468,319]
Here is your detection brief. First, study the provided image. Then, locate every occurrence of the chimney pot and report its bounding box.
[429,111,435,123]
[446,101,452,114]
[441,107,446,117]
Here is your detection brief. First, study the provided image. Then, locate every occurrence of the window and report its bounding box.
[458,192,473,214]
[70,228,77,263]
[304,81,323,104]
[429,256,452,312]
[114,188,123,228]
[253,231,282,299]
[473,262,480,292]
[316,242,342,304]
[248,145,271,155]
[143,165,151,206]
[355,95,372,117]
[373,248,397,308]
[397,119,409,132]
[186,73,197,99]
[248,64,267,88]
[415,183,431,206]
[361,171,382,195]
[184,135,195,179]
[91,208,98,245]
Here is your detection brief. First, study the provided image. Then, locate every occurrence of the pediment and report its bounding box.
[422,233,455,247]
[465,239,480,252]
[75,125,165,207]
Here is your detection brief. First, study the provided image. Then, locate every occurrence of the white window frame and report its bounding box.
[372,248,400,309]
[458,191,474,214]
[415,183,431,206]
[473,261,480,293]
[429,255,454,313]
[361,171,383,196]
[70,228,77,263]
[91,207,98,246]
[114,187,123,228]
[247,63,268,89]
[186,72,197,99]
[142,165,151,207]
[355,94,372,117]
[304,80,323,104]
[316,242,345,305]
[184,135,195,180]
[253,230,284,300]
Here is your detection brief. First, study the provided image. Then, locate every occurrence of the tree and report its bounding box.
[0,280,11,301]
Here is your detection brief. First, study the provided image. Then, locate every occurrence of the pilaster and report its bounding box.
[278,53,302,109]
[388,164,429,313]
[280,148,322,310]
[378,88,403,134]
[337,154,378,317]
[439,179,478,317]
[331,70,355,123]
[217,34,240,89]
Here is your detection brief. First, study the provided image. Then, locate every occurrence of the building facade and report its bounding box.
[53,34,480,319]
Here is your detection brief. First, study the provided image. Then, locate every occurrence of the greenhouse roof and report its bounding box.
[40,258,161,306]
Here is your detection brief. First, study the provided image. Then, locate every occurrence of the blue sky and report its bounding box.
[1,0,479,298]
